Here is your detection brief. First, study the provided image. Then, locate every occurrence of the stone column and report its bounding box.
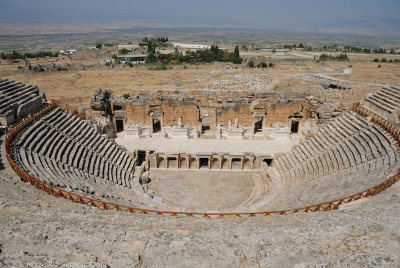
[250,156,254,170]
[216,124,221,139]
[230,156,233,170]
[262,116,266,135]
[154,155,158,169]
[252,116,256,135]
[208,157,211,169]
[150,113,154,134]
[240,157,244,170]
[187,155,190,169]
[219,155,223,169]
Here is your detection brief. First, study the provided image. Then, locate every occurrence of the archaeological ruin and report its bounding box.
[1,78,400,216]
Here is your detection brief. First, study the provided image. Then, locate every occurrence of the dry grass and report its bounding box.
[1,51,399,108]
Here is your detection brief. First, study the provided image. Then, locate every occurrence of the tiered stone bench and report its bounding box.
[273,112,397,187]
[15,108,169,209]
[0,79,46,125]
[365,86,400,117]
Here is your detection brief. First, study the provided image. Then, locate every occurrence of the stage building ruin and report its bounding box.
[90,89,347,140]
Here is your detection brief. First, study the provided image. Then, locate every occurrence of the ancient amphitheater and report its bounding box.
[1,78,400,266]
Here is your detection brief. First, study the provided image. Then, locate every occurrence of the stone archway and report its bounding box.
[243,158,251,170]
[158,157,166,168]
[211,158,220,169]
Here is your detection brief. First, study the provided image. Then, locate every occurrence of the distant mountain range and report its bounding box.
[313,18,400,37]
[0,5,399,39]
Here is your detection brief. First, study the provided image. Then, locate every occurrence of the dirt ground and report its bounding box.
[1,51,399,108]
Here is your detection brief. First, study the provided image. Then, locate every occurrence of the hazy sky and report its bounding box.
[1,0,399,30]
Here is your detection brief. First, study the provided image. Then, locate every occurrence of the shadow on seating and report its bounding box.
[0,139,4,171]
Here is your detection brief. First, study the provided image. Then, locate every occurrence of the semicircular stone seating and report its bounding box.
[13,106,400,213]
[248,110,399,211]
[14,108,170,209]
[7,82,400,214]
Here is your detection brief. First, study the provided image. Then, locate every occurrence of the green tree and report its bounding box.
[146,52,157,63]
[234,46,240,58]
[231,57,243,64]
[319,53,329,60]
[119,48,129,55]
[248,61,255,68]
[111,54,121,64]
[96,43,103,49]
[257,62,267,68]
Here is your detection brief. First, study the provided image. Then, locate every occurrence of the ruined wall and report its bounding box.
[218,104,254,126]
[113,92,313,129]
[265,102,307,127]
[125,103,149,125]
[124,101,199,126]
[162,101,199,126]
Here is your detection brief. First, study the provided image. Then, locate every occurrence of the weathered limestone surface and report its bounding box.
[1,135,400,267]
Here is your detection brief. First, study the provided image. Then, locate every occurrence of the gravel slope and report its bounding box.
[1,135,400,267]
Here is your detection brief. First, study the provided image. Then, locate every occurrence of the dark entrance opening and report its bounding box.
[153,119,161,133]
[116,120,124,132]
[138,150,146,166]
[201,125,210,134]
[199,158,209,168]
[263,159,273,166]
[291,121,299,133]
[167,157,177,169]
[254,119,263,133]
[232,158,241,169]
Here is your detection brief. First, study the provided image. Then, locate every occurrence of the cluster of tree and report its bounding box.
[1,51,58,61]
[139,37,170,53]
[319,53,349,61]
[146,45,243,65]
[372,48,387,54]
[343,46,398,54]
[322,44,338,50]
[247,61,274,68]
[373,58,399,63]
[143,37,168,43]
[119,48,129,55]
[96,43,116,49]
[283,43,304,49]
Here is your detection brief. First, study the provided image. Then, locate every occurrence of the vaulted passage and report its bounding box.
[153,119,161,133]
[199,158,209,168]
[116,120,124,132]
[254,119,263,133]
[291,121,299,133]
